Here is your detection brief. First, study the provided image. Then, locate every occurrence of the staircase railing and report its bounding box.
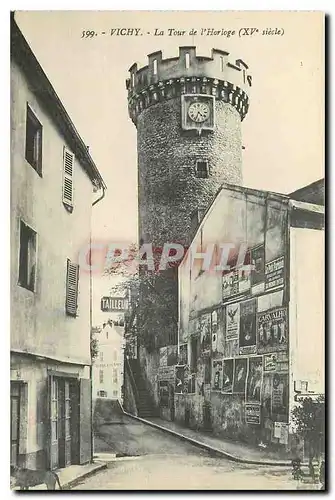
[125,356,140,410]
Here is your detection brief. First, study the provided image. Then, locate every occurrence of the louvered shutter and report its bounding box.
[66,259,79,316]
[63,147,74,207]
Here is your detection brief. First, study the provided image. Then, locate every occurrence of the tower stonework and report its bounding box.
[126,47,251,407]
[127,47,252,248]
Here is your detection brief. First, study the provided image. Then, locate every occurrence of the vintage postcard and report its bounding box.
[10,10,325,491]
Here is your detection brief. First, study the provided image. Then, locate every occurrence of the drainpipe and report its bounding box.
[90,184,106,462]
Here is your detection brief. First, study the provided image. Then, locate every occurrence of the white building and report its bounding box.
[92,321,125,402]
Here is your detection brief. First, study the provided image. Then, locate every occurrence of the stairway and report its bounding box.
[128,358,157,418]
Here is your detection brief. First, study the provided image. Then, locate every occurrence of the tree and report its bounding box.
[90,327,100,362]
[291,395,325,477]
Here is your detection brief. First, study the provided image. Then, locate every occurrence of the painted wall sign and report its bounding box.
[226,303,240,341]
[257,307,288,354]
[265,256,285,290]
[245,403,261,424]
[101,296,128,312]
[239,299,257,354]
[246,356,262,402]
[233,357,247,393]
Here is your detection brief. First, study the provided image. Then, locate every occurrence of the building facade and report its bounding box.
[126,47,252,405]
[175,183,324,452]
[10,17,106,470]
[92,322,125,402]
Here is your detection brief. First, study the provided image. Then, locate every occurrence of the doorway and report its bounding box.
[10,382,21,466]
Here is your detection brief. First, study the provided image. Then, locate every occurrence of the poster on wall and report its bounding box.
[245,403,261,424]
[264,353,277,372]
[257,307,288,354]
[211,360,223,391]
[179,343,188,365]
[159,381,169,407]
[175,365,188,394]
[221,359,234,393]
[188,373,196,394]
[239,299,257,354]
[200,313,211,354]
[271,373,289,418]
[237,267,251,294]
[246,356,262,402]
[233,357,247,393]
[250,244,265,292]
[226,303,240,341]
[211,310,219,352]
[265,256,285,290]
[159,346,168,367]
[167,345,178,366]
[222,270,238,299]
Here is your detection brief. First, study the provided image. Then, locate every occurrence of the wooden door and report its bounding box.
[49,376,59,470]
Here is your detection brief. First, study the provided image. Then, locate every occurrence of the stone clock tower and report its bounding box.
[126,47,251,389]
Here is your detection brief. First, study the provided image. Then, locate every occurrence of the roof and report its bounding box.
[289,178,324,205]
[10,13,107,190]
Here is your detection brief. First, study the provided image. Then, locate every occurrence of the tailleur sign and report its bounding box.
[101,296,128,312]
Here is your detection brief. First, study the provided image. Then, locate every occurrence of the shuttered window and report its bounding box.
[63,147,74,208]
[66,259,79,316]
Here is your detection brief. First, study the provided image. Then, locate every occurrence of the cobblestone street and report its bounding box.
[73,416,299,491]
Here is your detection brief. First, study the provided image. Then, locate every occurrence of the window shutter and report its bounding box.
[63,147,74,207]
[66,259,79,316]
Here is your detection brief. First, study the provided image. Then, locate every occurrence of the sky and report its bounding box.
[13,10,324,307]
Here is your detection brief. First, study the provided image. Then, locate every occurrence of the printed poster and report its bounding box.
[264,353,277,372]
[179,343,188,365]
[271,373,289,418]
[222,270,238,299]
[200,313,211,354]
[257,307,288,354]
[159,346,168,367]
[265,256,285,290]
[250,244,265,293]
[233,357,247,393]
[245,403,261,424]
[246,356,262,402]
[175,365,188,394]
[239,299,257,354]
[167,345,178,366]
[211,310,218,351]
[211,360,223,391]
[221,359,234,393]
[226,303,240,341]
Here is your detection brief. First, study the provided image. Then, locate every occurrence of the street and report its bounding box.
[73,416,298,490]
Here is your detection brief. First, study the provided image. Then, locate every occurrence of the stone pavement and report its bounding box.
[11,462,107,490]
[123,412,296,466]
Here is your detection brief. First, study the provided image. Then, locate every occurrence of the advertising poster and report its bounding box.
[211,310,218,352]
[226,303,240,341]
[257,307,288,354]
[211,360,223,391]
[200,313,211,354]
[167,345,178,366]
[175,365,188,394]
[271,373,289,418]
[222,270,238,299]
[264,353,277,372]
[179,343,188,365]
[265,256,285,290]
[237,267,251,294]
[233,357,247,393]
[239,299,257,354]
[221,359,234,393]
[251,244,265,292]
[159,381,169,407]
[188,373,196,394]
[159,346,168,367]
[246,356,262,402]
[245,403,261,424]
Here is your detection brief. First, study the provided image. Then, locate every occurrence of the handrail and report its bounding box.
[125,356,140,407]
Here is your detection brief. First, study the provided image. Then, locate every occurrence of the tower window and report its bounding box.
[153,59,158,75]
[195,161,209,179]
[185,52,190,69]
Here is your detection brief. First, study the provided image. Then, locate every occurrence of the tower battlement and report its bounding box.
[126,47,252,123]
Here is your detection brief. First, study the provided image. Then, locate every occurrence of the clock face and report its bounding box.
[187,102,210,123]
